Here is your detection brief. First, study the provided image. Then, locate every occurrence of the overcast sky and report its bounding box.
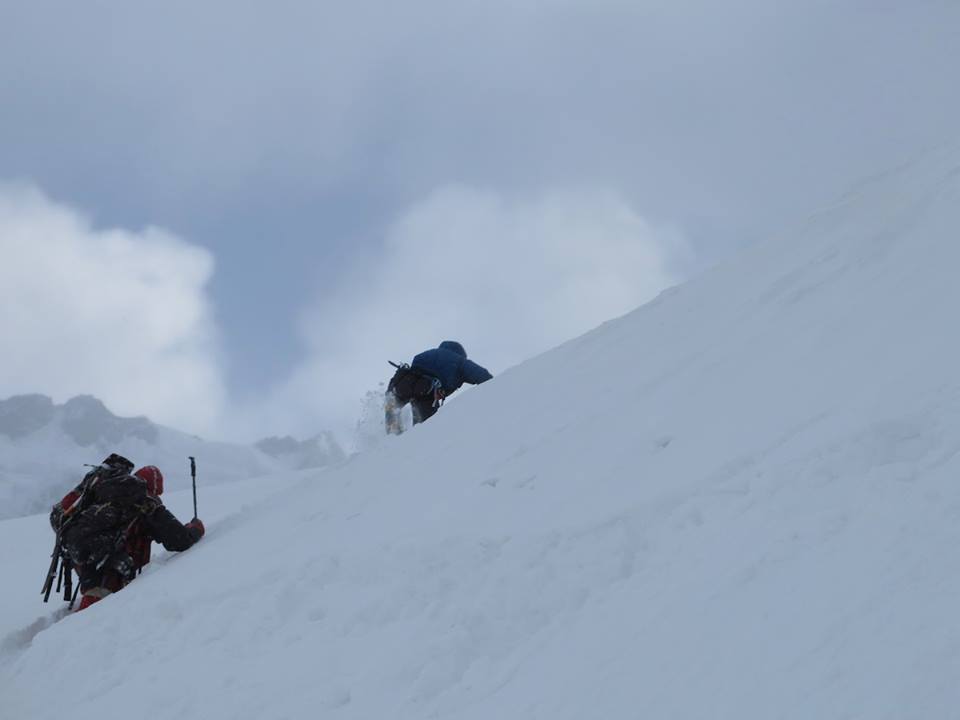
[1,1,958,443]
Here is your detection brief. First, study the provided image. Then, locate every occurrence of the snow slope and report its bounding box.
[3,146,960,719]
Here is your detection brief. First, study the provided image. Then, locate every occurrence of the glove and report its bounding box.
[185,518,205,541]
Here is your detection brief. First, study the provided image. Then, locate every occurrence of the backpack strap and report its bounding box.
[430,378,445,408]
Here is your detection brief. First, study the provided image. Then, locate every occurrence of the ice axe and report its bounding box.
[189,456,198,520]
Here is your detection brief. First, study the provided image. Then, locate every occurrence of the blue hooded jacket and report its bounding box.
[411,341,493,394]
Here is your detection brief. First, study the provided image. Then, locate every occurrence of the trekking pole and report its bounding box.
[189,456,198,520]
[41,534,61,601]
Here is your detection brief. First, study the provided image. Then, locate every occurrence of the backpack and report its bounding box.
[43,454,137,605]
[387,362,443,403]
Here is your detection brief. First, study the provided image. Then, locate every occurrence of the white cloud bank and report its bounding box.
[0,183,689,445]
[256,185,691,440]
[0,184,225,435]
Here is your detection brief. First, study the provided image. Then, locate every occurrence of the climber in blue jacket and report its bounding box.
[385,341,493,433]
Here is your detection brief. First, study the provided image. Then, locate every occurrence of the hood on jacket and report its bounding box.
[439,341,467,357]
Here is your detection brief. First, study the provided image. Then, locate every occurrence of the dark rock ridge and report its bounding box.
[0,394,55,439]
[61,395,158,446]
[255,433,346,469]
[0,393,158,446]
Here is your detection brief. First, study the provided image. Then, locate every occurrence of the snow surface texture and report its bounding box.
[0,394,345,520]
[3,146,960,718]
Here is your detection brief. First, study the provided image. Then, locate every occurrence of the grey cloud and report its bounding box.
[5,1,956,226]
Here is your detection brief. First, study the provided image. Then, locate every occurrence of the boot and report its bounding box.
[385,392,404,435]
[76,586,112,611]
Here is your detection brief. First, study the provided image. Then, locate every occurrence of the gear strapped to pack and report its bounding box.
[387,361,445,404]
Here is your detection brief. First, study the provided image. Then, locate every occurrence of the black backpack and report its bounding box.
[42,454,136,605]
[387,363,441,402]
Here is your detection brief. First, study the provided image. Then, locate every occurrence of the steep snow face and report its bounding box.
[3,146,960,719]
[0,394,346,520]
